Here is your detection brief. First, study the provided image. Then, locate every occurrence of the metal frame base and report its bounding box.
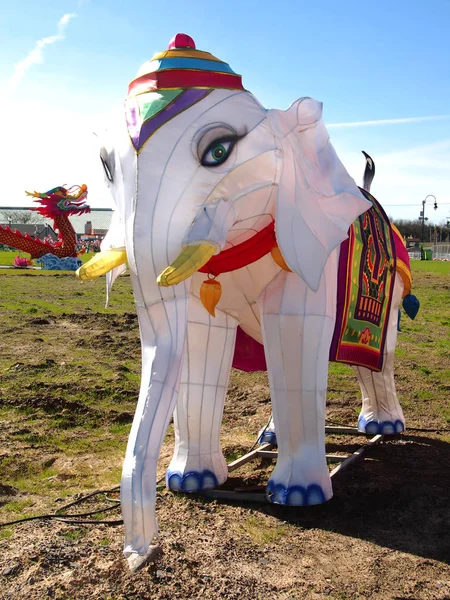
[194,426,384,503]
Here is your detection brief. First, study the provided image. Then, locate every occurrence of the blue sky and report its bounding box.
[1,0,449,223]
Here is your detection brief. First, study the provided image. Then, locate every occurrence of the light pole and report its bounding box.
[420,194,437,259]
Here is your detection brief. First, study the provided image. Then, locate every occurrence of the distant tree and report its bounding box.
[0,210,43,225]
[391,218,450,242]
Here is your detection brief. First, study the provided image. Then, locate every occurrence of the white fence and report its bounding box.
[431,244,450,260]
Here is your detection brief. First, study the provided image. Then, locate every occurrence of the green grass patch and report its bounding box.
[98,537,111,547]
[410,259,450,274]
[441,408,450,423]
[58,528,88,541]
[240,515,288,545]
[0,528,13,540]
[328,363,354,376]
[2,498,35,513]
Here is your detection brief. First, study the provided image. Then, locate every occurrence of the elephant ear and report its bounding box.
[268,98,371,291]
[100,209,127,306]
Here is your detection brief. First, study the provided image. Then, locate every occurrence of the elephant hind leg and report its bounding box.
[258,414,277,445]
[355,366,405,435]
[355,279,405,435]
[167,296,238,493]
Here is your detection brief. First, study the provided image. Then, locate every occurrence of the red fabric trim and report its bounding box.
[129,70,244,94]
[199,222,276,276]
[393,230,411,269]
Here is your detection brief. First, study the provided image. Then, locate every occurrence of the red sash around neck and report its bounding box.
[199,221,276,277]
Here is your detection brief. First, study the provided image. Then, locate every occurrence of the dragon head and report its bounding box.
[26,184,90,218]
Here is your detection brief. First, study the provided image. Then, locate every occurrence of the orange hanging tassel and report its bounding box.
[271,245,292,272]
[200,278,222,317]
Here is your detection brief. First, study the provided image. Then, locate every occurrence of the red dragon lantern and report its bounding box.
[0,184,90,259]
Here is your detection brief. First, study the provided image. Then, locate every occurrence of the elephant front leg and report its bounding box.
[121,297,187,562]
[355,279,405,435]
[167,296,238,493]
[258,263,338,506]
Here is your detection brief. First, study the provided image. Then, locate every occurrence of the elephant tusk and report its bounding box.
[157,243,216,287]
[76,247,127,280]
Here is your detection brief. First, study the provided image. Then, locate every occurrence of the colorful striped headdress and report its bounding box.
[126,34,245,153]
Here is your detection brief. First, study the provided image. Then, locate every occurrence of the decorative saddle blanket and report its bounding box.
[231,190,409,373]
[328,190,396,371]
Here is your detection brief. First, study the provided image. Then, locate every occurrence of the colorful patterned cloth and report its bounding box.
[329,190,396,372]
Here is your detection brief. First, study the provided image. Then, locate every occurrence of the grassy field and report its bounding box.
[0,260,449,599]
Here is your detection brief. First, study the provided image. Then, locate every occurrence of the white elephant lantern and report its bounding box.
[78,33,416,565]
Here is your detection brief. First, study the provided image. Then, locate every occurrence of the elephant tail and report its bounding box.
[362,151,375,192]
[360,153,420,322]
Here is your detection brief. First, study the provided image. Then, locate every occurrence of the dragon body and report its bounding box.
[0,185,90,259]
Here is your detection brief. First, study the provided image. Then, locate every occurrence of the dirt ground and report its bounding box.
[0,271,449,599]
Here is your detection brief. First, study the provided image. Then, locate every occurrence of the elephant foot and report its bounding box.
[258,416,277,445]
[166,451,227,492]
[127,545,163,573]
[358,415,405,435]
[266,481,332,506]
[266,453,332,506]
[258,430,277,445]
[166,469,222,492]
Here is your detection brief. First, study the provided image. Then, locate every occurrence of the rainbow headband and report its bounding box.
[125,33,245,153]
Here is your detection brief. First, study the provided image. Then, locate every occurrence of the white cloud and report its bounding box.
[328,115,450,129]
[5,13,76,97]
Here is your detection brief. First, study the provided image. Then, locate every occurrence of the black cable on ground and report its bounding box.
[0,478,167,529]
[54,486,120,515]
[54,517,124,525]
[0,488,123,529]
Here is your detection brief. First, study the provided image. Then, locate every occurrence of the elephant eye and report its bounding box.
[201,138,236,167]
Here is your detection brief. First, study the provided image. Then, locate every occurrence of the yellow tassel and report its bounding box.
[271,245,292,272]
[200,278,222,317]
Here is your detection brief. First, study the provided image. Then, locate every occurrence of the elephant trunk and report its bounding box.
[157,198,235,286]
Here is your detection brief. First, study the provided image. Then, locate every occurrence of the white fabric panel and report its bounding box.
[268,98,371,291]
